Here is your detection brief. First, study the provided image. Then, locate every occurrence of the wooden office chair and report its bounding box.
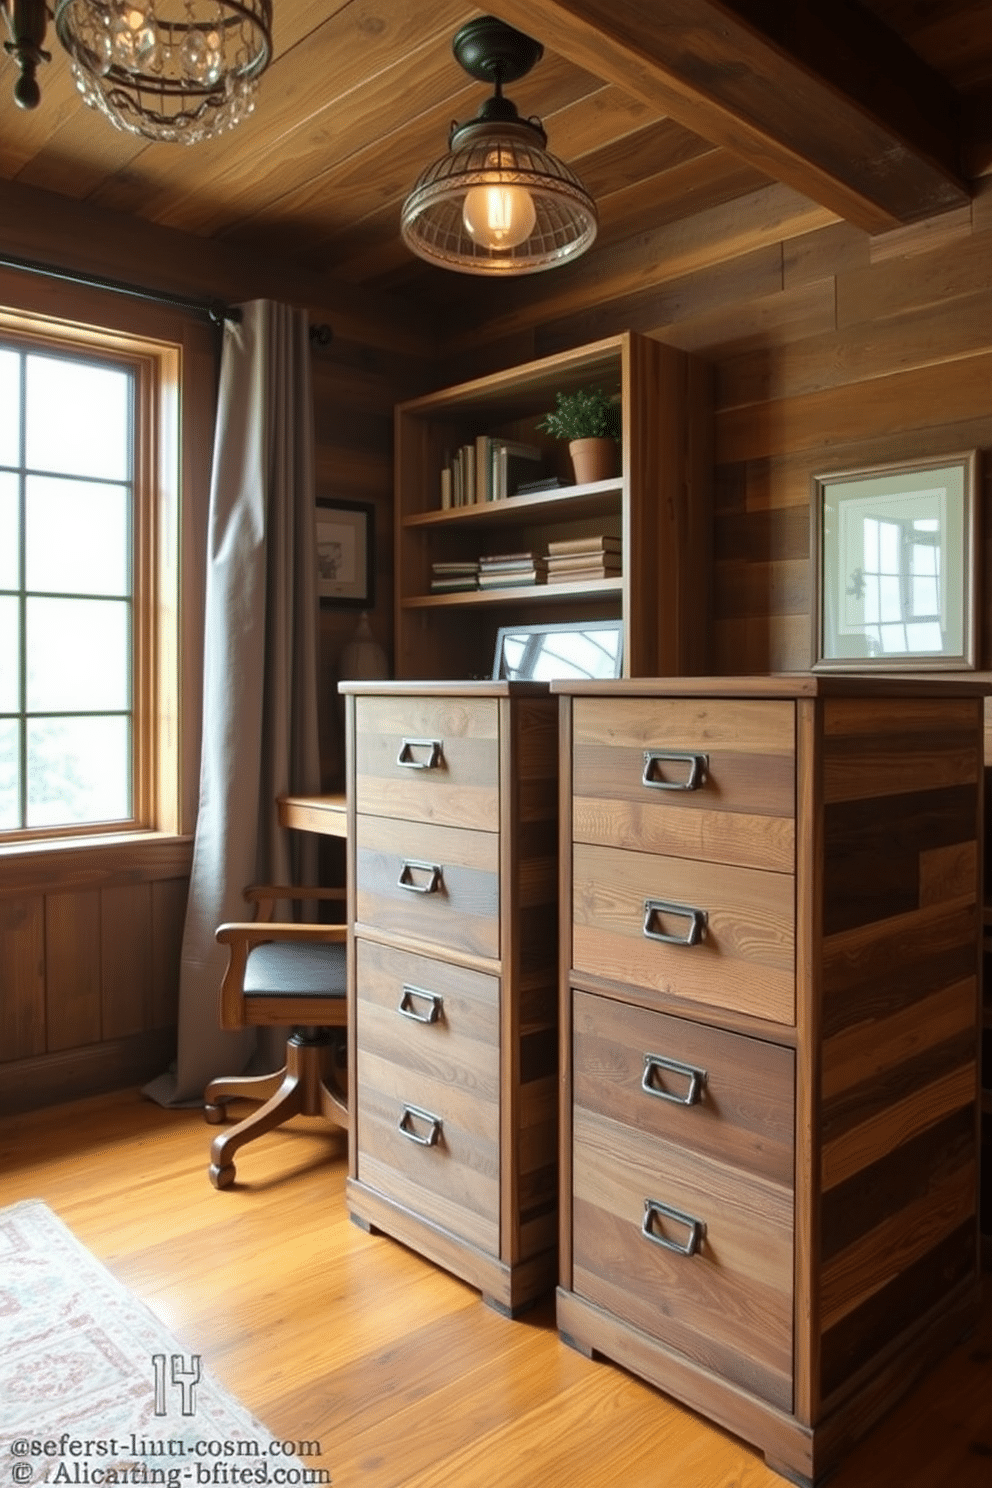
[204,885,348,1189]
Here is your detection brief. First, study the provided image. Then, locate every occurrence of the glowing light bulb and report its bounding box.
[462,183,536,250]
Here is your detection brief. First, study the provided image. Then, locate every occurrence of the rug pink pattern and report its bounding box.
[0,1201,310,1485]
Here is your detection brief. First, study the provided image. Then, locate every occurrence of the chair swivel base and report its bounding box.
[204,1028,347,1189]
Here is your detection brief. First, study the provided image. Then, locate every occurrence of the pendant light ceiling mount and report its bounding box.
[401,15,597,277]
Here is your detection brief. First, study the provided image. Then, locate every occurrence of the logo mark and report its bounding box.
[152,1353,202,1416]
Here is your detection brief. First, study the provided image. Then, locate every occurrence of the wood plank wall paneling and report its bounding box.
[817,696,982,1406]
[0,852,192,1112]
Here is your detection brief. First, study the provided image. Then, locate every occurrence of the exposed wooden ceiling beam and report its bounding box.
[490,0,971,232]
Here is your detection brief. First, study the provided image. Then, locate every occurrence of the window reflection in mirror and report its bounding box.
[493,621,623,682]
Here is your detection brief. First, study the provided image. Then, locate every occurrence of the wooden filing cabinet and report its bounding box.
[340,680,559,1315]
[554,675,986,1485]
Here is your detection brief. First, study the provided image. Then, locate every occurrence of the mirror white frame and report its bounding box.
[811,451,978,671]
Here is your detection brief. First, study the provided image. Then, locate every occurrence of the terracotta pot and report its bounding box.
[568,436,617,485]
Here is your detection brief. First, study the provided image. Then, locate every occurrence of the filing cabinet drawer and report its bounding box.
[356,812,499,960]
[572,840,795,1024]
[571,697,795,873]
[570,990,795,1410]
[354,694,499,830]
[356,941,500,1253]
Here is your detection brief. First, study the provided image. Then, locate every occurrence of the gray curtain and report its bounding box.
[146,300,321,1108]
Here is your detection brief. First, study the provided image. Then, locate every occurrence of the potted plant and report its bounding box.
[536,386,621,484]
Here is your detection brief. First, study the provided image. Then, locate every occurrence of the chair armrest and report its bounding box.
[217,921,347,950]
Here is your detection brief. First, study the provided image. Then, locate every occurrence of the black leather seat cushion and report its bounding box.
[243,940,346,999]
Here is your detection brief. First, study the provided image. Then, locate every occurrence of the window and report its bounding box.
[0,313,183,843]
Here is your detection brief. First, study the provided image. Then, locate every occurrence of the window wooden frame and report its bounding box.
[0,309,183,842]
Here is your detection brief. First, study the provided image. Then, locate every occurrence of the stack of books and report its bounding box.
[440,437,543,507]
[477,551,547,589]
[546,535,622,583]
[430,559,478,593]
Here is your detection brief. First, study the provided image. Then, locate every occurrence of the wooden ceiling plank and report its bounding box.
[860,0,992,89]
[221,63,635,267]
[86,0,479,223]
[490,0,971,230]
[153,47,603,241]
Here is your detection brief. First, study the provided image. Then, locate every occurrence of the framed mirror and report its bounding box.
[812,451,978,670]
[492,619,623,682]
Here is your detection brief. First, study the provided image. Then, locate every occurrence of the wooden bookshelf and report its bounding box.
[393,332,713,682]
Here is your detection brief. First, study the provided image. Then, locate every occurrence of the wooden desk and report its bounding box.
[277,792,347,838]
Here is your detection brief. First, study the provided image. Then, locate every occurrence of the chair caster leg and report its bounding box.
[204,1102,225,1125]
[209,1161,236,1189]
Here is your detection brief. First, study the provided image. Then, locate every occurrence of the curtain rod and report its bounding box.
[0,251,239,324]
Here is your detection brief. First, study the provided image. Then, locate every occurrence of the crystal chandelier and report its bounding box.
[3,1,272,143]
[401,16,597,277]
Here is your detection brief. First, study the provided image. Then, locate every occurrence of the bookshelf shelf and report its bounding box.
[394,331,712,681]
[401,479,622,529]
[402,576,624,609]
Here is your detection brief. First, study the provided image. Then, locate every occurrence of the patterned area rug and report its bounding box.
[0,1200,306,1486]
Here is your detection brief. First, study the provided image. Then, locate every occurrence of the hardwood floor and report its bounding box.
[1,1088,989,1488]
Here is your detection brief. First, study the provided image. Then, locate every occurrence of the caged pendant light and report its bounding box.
[401,15,597,276]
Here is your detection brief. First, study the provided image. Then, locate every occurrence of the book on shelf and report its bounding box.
[438,438,544,508]
[514,474,563,495]
[477,553,547,588]
[430,558,478,592]
[547,534,622,556]
[478,550,539,571]
[477,569,546,589]
[546,552,622,571]
[547,565,621,584]
[431,577,479,592]
[492,439,542,500]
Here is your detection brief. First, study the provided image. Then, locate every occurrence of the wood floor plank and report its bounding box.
[0,1088,988,1488]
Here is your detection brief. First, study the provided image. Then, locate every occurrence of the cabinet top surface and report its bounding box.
[339,679,552,697]
[551,672,992,699]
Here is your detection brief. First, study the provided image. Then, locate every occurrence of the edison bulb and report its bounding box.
[462,183,536,250]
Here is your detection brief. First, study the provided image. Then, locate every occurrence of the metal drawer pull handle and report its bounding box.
[397,737,442,769]
[642,749,708,791]
[397,859,443,894]
[642,1199,706,1257]
[397,984,443,1024]
[642,1054,707,1106]
[398,1104,442,1146]
[643,898,707,946]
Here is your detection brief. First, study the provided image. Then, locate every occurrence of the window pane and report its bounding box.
[0,349,20,469]
[26,715,129,827]
[0,595,18,713]
[26,355,130,481]
[0,719,18,829]
[26,597,129,712]
[26,476,129,596]
[0,471,18,590]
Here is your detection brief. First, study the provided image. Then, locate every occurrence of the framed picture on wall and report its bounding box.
[315,499,375,607]
[812,451,978,670]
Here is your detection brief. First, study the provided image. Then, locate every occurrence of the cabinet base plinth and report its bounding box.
[347,1177,555,1317]
[557,1283,980,1487]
